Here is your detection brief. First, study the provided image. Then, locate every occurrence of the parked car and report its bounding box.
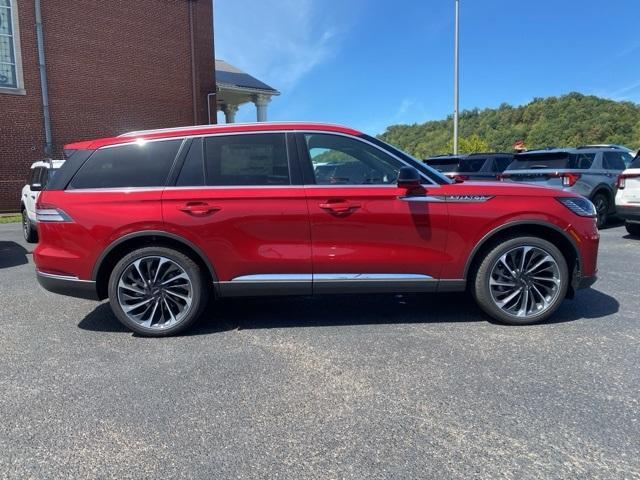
[34,122,599,336]
[20,159,64,243]
[499,147,630,228]
[425,153,514,181]
[615,153,640,236]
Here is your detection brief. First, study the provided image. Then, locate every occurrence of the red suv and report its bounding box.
[34,123,599,336]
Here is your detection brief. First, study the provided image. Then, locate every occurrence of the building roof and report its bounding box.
[64,122,362,150]
[215,59,280,95]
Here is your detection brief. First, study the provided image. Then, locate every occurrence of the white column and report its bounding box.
[253,94,271,122]
[222,104,238,123]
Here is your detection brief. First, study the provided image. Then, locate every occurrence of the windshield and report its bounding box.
[362,135,453,184]
[507,152,595,170]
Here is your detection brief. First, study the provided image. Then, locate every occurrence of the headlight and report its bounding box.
[556,197,597,218]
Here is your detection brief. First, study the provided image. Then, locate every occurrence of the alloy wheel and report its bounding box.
[488,245,562,319]
[117,256,193,330]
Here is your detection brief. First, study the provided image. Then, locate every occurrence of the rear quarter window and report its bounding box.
[68,139,182,189]
[603,152,628,171]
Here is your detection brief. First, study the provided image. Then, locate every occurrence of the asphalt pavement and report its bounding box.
[0,222,639,479]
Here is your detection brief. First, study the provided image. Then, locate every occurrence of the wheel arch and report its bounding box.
[590,185,615,212]
[93,231,218,300]
[464,221,581,298]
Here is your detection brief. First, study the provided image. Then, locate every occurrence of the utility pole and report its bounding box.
[453,0,460,154]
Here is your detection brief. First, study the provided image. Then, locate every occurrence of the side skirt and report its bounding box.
[217,274,466,297]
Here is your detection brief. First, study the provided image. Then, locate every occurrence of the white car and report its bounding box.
[616,154,640,237]
[20,160,65,243]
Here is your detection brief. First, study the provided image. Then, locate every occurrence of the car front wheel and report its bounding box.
[22,210,38,243]
[108,247,208,336]
[472,236,569,325]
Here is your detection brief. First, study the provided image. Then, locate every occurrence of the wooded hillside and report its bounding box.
[379,93,640,158]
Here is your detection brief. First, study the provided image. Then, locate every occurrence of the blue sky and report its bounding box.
[214,0,640,134]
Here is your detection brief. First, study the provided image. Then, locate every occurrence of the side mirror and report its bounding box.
[30,183,42,192]
[397,166,421,189]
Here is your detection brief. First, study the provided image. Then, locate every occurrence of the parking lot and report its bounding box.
[1,221,639,479]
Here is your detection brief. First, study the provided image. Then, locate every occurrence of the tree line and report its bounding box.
[378,92,640,158]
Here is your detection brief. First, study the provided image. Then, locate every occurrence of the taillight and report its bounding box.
[562,172,581,187]
[618,175,626,189]
[497,173,510,181]
[36,203,73,222]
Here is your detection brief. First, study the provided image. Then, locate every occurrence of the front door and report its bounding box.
[162,133,312,296]
[298,132,449,293]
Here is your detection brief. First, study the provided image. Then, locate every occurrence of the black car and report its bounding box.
[424,153,513,181]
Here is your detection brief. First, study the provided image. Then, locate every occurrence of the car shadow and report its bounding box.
[0,241,29,269]
[78,288,620,336]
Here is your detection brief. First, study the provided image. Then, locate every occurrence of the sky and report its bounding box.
[214,0,640,135]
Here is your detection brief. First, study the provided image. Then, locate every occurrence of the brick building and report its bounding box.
[0,0,216,212]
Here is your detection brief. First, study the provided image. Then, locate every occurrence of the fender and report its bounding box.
[91,229,219,283]
[463,220,581,278]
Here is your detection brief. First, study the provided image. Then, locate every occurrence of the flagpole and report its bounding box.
[453,0,460,154]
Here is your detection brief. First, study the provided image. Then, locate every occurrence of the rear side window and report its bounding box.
[630,155,640,169]
[68,140,182,189]
[176,139,205,186]
[603,152,627,171]
[203,134,290,186]
[508,152,594,170]
[494,156,513,171]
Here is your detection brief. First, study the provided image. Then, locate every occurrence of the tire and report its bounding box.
[626,222,640,237]
[22,209,38,243]
[107,246,209,336]
[472,236,569,326]
[592,193,609,229]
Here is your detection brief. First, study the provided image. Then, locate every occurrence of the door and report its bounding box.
[162,133,312,296]
[298,132,449,294]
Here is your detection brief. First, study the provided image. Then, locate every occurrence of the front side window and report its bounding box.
[203,133,290,186]
[69,139,182,189]
[0,0,21,90]
[306,134,402,185]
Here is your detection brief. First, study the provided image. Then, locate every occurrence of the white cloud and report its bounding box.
[214,0,342,91]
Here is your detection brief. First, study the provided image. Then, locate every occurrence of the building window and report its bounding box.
[0,0,22,91]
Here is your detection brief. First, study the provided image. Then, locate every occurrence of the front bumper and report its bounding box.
[616,204,640,223]
[36,270,100,301]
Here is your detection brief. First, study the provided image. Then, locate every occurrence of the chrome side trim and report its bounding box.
[231,274,312,282]
[445,195,494,203]
[313,273,433,281]
[36,270,94,283]
[398,196,446,203]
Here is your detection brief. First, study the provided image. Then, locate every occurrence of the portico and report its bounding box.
[215,59,280,123]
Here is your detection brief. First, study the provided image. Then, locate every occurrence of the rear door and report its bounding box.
[162,133,312,295]
[298,132,449,293]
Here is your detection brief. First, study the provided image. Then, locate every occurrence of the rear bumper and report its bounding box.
[616,204,640,223]
[36,270,99,301]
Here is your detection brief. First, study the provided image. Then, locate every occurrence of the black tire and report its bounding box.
[626,222,640,237]
[592,193,609,229]
[107,246,209,336]
[22,209,38,243]
[472,236,569,326]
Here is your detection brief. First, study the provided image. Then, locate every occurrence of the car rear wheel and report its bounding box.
[592,193,609,229]
[108,247,208,336]
[22,209,38,243]
[626,222,640,237]
[472,236,569,325]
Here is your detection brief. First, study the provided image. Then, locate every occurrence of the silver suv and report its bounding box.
[500,147,633,228]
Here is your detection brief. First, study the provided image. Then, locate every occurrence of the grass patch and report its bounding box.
[0,214,21,224]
